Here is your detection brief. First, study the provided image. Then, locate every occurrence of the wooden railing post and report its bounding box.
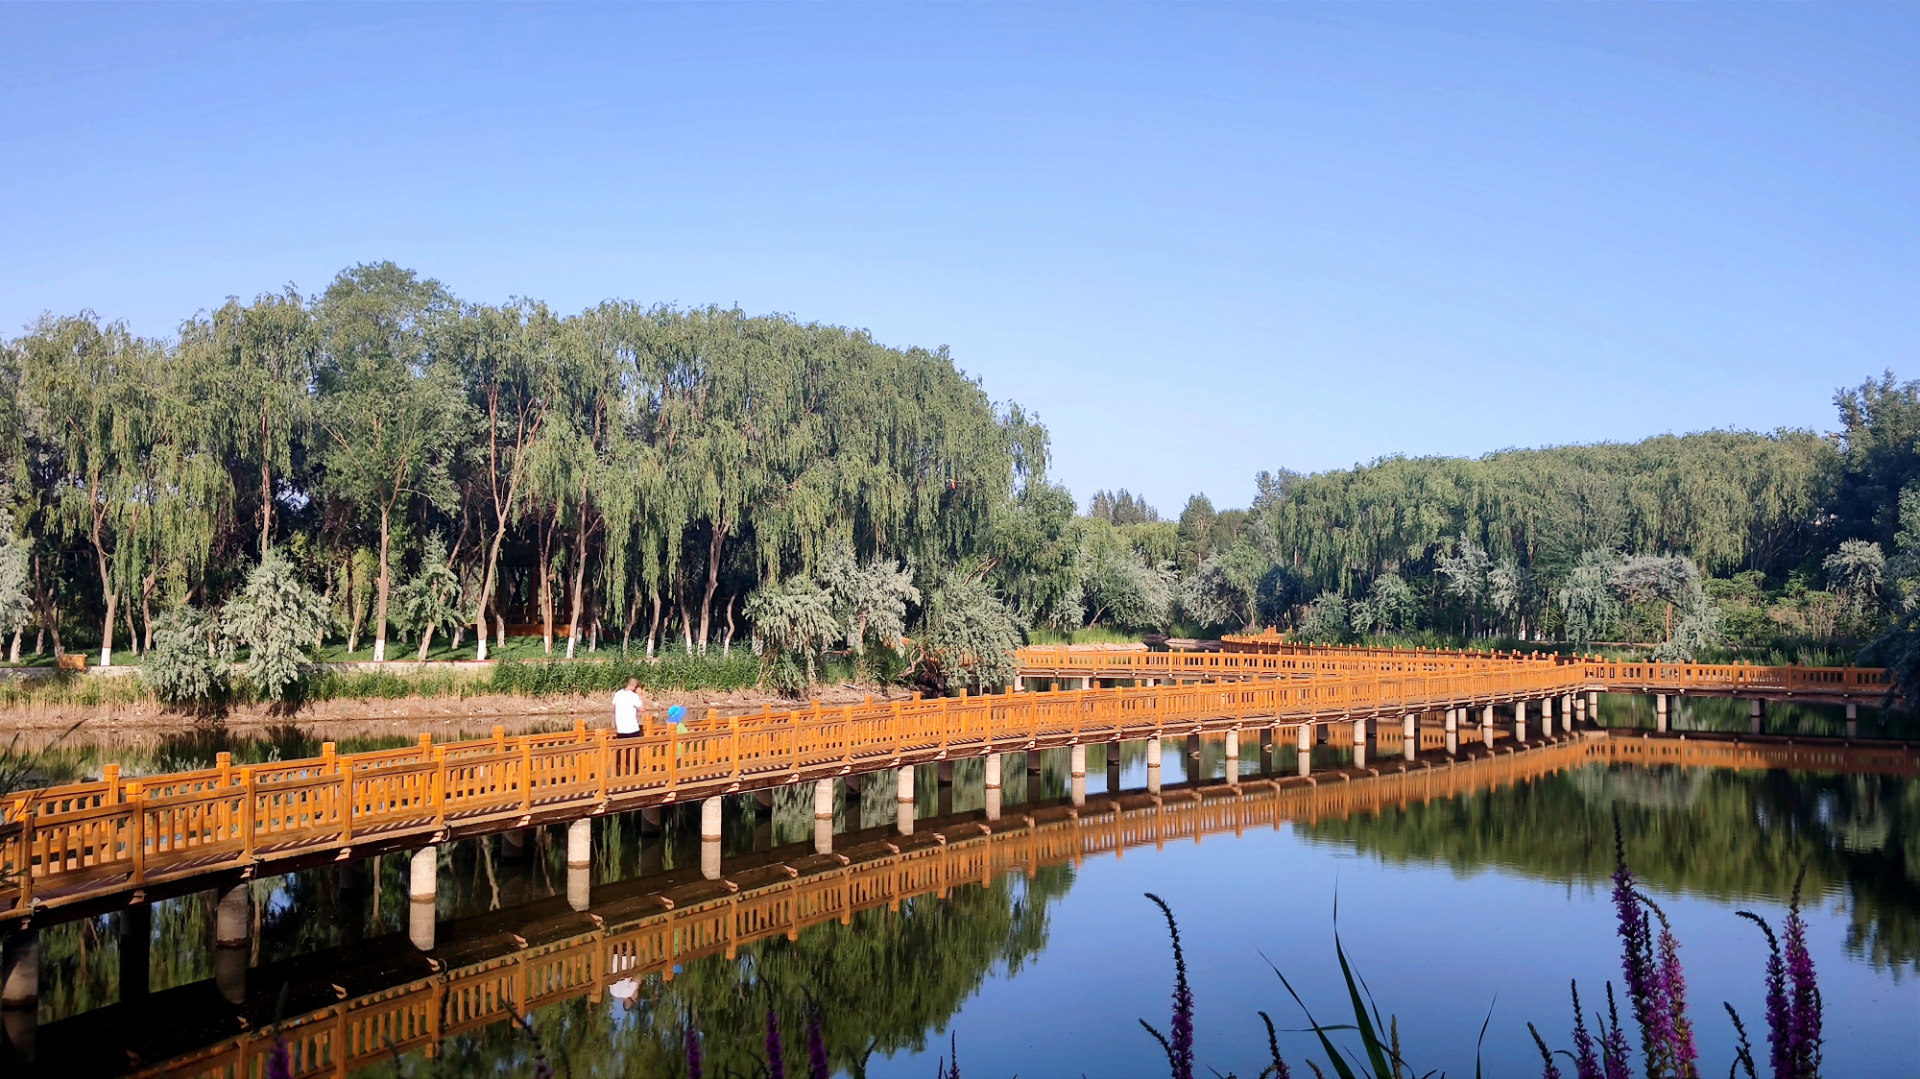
[597,729,611,802]
[433,747,448,827]
[128,782,147,885]
[521,737,535,811]
[240,767,256,861]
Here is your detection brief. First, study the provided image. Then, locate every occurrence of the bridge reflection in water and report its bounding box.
[17,732,1913,1079]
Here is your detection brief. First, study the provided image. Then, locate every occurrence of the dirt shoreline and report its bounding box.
[0,683,918,752]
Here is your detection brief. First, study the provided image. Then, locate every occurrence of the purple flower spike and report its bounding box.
[1737,908,1790,1079]
[1650,908,1700,1078]
[1782,881,1823,1079]
[1600,983,1632,1079]
[766,1008,787,1079]
[1568,982,1603,1079]
[685,1025,703,1079]
[1141,893,1195,1079]
[266,1035,292,1079]
[806,1009,830,1079]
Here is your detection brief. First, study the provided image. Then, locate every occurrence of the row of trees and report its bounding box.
[1048,375,1920,669]
[0,263,1062,695]
[5,258,1915,695]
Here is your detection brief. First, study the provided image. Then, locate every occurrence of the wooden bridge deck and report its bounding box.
[0,645,1894,925]
[16,729,1902,1079]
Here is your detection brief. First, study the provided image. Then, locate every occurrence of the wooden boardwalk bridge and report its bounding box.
[0,645,1892,926]
[0,641,1903,1067]
[24,730,1910,1079]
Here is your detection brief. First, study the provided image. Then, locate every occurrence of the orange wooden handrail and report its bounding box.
[0,646,1893,921]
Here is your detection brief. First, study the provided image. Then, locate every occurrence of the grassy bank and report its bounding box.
[0,651,767,711]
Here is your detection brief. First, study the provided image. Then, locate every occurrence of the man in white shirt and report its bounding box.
[613,678,643,737]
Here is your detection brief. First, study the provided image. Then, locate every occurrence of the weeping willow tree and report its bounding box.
[0,263,1053,692]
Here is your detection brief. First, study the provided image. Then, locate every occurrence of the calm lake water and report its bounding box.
[22,699,1920,1078]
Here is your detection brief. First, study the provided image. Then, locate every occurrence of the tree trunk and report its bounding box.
[474,519,509,662]
[260,450,273,561]
[7,628,20,664]
[678,586,693,655]
[647,586,661,658]
[373,504,393,662]
[723,593,736,656]
[538,511,558,655]
[124,596,140,658]
[621,585,640,654]
[141,577,155,652]
[564,515,589,660]
[697,522,725,653]
[417,621,435,663]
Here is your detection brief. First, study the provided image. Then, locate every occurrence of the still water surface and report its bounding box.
[29,717,1920,1078]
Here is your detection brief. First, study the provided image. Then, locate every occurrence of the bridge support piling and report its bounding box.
[1656,695,1668,734]
[119,903,151,1001]
[1295,724,1312,777]
[1541,696,1555,738]
[897,767,915,836]
[701,797,724,879]
[1224,729,1239,786]
[1403,714,1417,761]
[814,778,835,854]
[1352,718,1368,768]
[1749,699,1763,736]
[567,819,592,911]
[1071,744,1087,805]
[2,928,37,1059]
[408,848,437,951]
[1482,704,1496,748]
[502,827,529,862]
[213,883,250,1002]
[754,788,774,853]
[1147,737,1163,794]
[1105,742,1122,793]
[1514,700,1529,743]
[1847,703,1859,739]
[986,753,1004,820]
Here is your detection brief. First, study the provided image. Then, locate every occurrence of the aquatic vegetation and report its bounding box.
[1533,825,1823,1079]
[765,1007,787,1079]
[1138,892,1196,1079]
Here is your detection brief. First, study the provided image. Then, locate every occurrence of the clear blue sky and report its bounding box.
[4,5,1915,514]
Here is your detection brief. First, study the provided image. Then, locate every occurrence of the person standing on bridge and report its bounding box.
[613,678,643,737]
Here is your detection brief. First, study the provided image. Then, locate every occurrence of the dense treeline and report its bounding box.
[0,262,1063,696]
[1060,375,1920,680]
[7,261,1919,701]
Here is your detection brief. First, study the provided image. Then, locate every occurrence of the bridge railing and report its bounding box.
[1,665,1604,917]
[1577,659,1888,697]
[122,743,1596,1079]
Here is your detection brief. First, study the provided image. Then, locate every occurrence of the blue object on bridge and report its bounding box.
[667,704,687,725]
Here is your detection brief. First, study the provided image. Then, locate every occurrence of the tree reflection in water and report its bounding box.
[1301,764,1920,974]
[348,864,1074,1079]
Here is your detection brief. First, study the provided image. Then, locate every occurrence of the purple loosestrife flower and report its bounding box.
[1140,893,1195,1079]
[1782,883,1822,1079]
[1529,1022,1565,1079]
[766,1008,787,1079]
[685,1025,703,1079]
[948,1032,961,1079]
[1646,900,1700,1079]
[1569,981,1604,1079]
[1736,910,1789,1079]
[806,1009,830,1079]
[266,1035,292,1079]
[1601,983,1633,1079]
[1257,1011,1292,1079]
[1611,821,1660,1076]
